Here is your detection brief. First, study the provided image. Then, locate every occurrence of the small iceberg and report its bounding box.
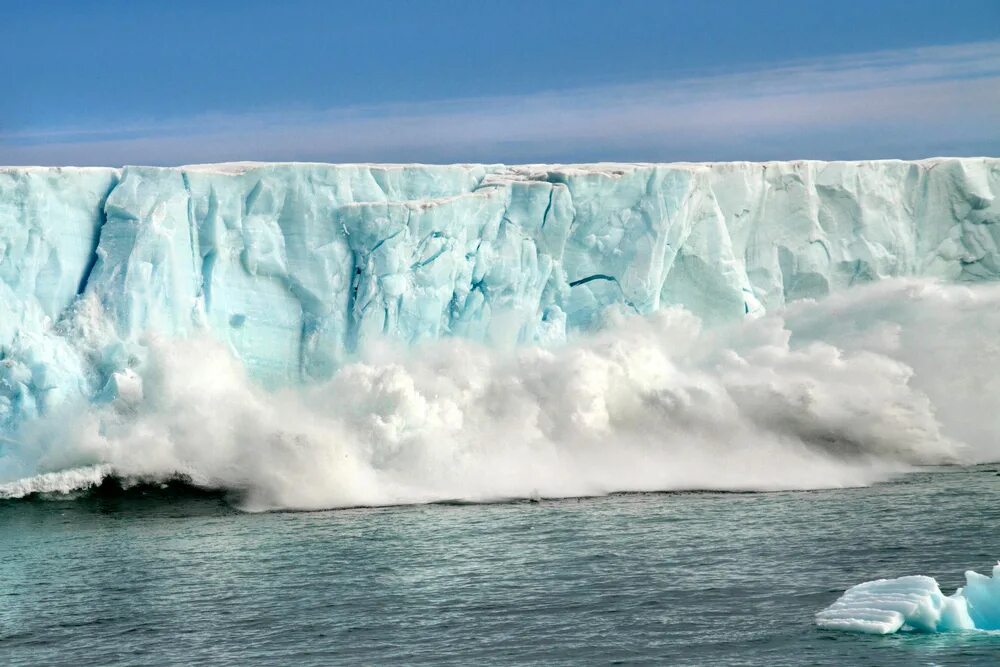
[816,563,1000,634]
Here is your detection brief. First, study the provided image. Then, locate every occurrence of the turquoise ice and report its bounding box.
[817,563,1000,634]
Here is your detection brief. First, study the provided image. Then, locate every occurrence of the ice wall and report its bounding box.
[1,159,998,430]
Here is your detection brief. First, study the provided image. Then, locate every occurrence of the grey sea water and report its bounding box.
[2,467,999,666]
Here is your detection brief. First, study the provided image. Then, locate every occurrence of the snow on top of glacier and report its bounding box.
[0,166,122,175]
[175,161,505,175]
[1,157,995,175]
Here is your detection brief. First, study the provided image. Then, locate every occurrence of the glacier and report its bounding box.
[1,158,1000,507]
[816,563,1000,634]
[3,159,998,417]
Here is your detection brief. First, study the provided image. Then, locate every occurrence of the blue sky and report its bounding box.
[1,0,998,165]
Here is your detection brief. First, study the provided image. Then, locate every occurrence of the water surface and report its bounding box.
[2,467,999,665]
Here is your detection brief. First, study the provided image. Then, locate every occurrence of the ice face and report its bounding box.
[0,167,119,428]
[816,563,1000,634]
[0,159,998,433]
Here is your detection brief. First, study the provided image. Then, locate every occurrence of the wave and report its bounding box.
[0,472,236,522]
[1,279,998,511]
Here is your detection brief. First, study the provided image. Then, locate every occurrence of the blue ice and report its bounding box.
[816,563,1000,634]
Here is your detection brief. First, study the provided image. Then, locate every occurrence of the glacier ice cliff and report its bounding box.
[2,159,998,423]
[817,563,1000,634]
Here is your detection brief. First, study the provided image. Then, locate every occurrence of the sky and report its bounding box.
[1,0,998,165]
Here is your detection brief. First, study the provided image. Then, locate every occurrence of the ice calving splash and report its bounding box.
[3,279,1000,511]
[817,563,1000,634]
[1,159,1000,509]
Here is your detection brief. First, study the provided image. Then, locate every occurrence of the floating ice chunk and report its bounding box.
[816,575,973,633]
[817,563,1000,633]
[962,564,1000,630]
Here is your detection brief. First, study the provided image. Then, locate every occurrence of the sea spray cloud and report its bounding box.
[783,280,1000,460]
[3,279,995,511]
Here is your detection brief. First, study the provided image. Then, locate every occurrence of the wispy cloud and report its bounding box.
[2,41,998,165]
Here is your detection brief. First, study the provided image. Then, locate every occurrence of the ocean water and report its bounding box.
[2,467,998,666]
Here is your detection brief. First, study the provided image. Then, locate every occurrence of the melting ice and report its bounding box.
[817,564,1000,634]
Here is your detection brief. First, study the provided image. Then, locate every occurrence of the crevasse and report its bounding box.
[1,159,998,430]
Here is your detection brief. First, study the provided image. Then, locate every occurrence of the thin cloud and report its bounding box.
[2,40,998,165]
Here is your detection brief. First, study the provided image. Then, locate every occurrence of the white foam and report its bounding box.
[2,279,996,511]
[0,465,110,498]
